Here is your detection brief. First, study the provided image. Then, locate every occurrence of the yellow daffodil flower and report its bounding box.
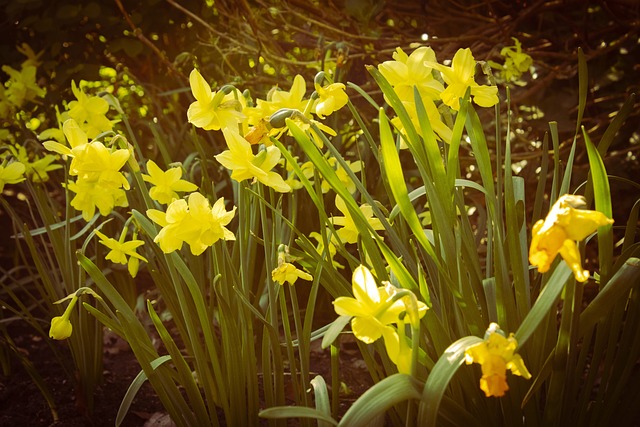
[4,144,62,183]
[498,38,532,82]
[333,265,407,344]
[43,118,89,157]
[95,229,148,278]
[49,294,79,340]
[272,262,313,285]
[310,231,343,269]
[0,161,26,192]
[378,46,444,103]
[67,81,114,138]
[67,179,129,221]
[529,194,614,282]
[271,247,313,286]
[314,82,349,119]
[330,195,384,244]
[320,158,363,195]
[425,48,498,110]
[142,159,198,204]
[147,192,236,255]
[465,323,531,397]
[1,64,45,108]
[333,265,427,374]
[390,99,452,146]
[187,69,245,131]
[215,128,291,192]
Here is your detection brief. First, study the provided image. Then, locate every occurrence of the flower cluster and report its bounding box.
[186,69,349,194]
[378,46,498,144]
[147,192,236,255]
[44,119,130,220]
[0,44,45,119]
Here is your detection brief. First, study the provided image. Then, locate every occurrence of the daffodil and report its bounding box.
[497,38,532,82]
[0,161,26,192]
[378,46,444,103]
[333,265,407,344]
[43,118,90,157]
[4,144,62,183]
[330,195,384,244]
[529,194,614,282]
[314,82,348,119]
[390,98,453,146]
[425,48,498,110]
[95,229,148,278]
[271,246,313,286]
[251,75,309,122]
[67,179,129,221]
[320,158,363,194]
[142,160,198,204]
[465,323,531,397]
[310,231,343,269]
[67,81,114,138]
[147,192,236,255]
[1,64,45,108]
[333,265,427,374]
[49,294,79,340]
[215,128,291,192]
[187,69,244,131]
[49,288,101,340]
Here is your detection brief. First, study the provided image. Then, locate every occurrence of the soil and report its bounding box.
[0,322,372,426]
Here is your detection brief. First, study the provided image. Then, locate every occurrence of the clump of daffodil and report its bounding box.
[215,127,291,193]
[4,144,62,183]
[187,68,245,131]
[333,265,427,373]
[147,192,236,255]
[44,119,131,220]
[465,323,531,397]
[378,46,444,103]
[246,75,309,124]
[49,288,102,340]
[425,47,498,110]
[1,64,45,110]
[0,160,26,192]
[271,244,313,286]
[141,159,198,204]
[529,194,614,282]
[67,80,115,138]
[95,226,148,278]
[376,47,451,145]
[330,194,384,244]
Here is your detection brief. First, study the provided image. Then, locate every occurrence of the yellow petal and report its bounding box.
[189,69,212,102]
[351,316,384,344]
[558,239,590,282]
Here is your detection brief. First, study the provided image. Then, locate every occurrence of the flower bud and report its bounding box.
[49,316,73,340]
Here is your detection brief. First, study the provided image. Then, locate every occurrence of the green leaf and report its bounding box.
[579,257,640,334]
[339,374,422,427]
[583,127,614,283]
[116,356,172,427]
[417,336,484,426]
[515,263,572,346]
[259,406,338,425]
[321,315,351,349]
[310,375,333,427]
